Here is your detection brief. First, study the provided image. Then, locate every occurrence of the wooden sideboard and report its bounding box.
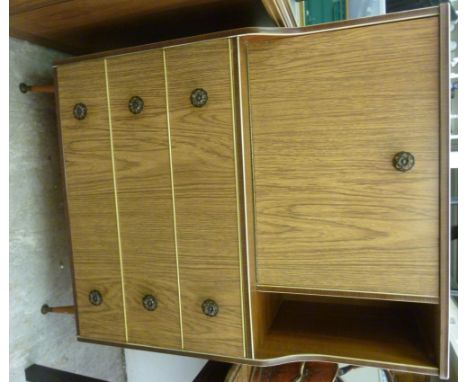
[54,5,450,378]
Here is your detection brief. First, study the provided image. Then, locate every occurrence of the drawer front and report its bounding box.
[248,17,440,299]
[165,39,245,357]
[106,51,182,348]
[57,60,126,342]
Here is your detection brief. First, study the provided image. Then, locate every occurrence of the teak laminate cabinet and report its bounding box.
[55,5,450,378]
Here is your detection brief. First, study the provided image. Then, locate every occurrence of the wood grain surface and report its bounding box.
[106,50,181,349]
[9,0,68,14]
[57,59,126,342]
[165,39,245,357]
[55,9,446,375]
[437,4,450,378]
[256,299,438,374]
[393,372,431,381]
[247,17,440,299]
[236,37,283,357]
[10,0,276,54]
[231,37,254,358]
[53,6,440,66]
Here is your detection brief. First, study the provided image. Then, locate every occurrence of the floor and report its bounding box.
[124,350,206,382]
[9,37,127,382]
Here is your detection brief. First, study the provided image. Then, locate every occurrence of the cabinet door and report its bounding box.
[165,39,246,357]
[57,60,126,342]
[247,17,441,300]
[106,50,182,349]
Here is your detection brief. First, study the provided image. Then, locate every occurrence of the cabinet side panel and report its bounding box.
[165,39,245,357]
[57,60,126,342]
[438,3,450,378]
[106,50,182,349]
[248,17,440,298]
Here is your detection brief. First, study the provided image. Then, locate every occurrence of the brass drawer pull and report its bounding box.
[88,290,102,306]
[393,151,415,172]
[128,96,144,114]
[142,294,158,311]
[201,299,218,317]
[73,103,87,120]
[190,88,208,107]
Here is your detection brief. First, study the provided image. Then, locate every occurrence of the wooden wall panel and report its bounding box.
[165,39,245,357]
[247,17,440,299]
[106,50,181,349]
[9,0,67,15]
[10,0,276,54]
[57,60,126,342]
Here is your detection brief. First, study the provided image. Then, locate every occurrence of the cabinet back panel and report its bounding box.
[57,60,126,342]
[247,17,440,298]
[106,50,181,349]
[165,39,245,357]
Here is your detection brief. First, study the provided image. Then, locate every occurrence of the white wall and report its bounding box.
[125,349,207,382]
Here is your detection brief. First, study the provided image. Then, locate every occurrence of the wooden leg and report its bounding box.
[19,83,55,94]
[41,304,75,315]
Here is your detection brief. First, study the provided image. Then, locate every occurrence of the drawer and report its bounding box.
[165,39,246,357]
[57,60,126,342]
[106,50,181,349]
[247,17,441,300]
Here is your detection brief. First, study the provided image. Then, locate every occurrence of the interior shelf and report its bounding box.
[253,294,439,374]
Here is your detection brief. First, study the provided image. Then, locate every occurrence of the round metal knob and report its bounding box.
[142,295,158,311]
[88,290,102,306]
[73,103,87,120]
[190,88,208,107]
[201,299,218,317]
[128,96,144,114]
[19,83,32,93]
[393,151,415,172]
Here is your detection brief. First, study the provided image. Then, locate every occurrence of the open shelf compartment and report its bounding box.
[252,293,440,375]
